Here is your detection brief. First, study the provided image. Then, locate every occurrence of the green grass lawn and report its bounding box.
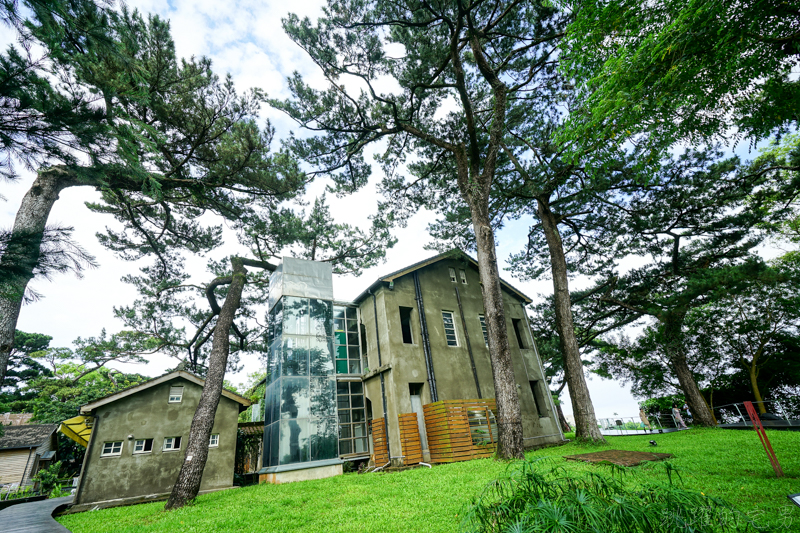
[59,428,800,533]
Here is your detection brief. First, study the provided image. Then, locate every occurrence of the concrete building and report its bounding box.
[0,424,58,487]
[72,371,250,510]
[260,250,564,483]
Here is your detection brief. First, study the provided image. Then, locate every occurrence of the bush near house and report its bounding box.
[58,429,799,533]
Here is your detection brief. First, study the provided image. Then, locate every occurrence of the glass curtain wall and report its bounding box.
[263,296,338,468]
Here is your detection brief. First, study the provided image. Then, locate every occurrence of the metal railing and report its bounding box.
[713,400,798,426]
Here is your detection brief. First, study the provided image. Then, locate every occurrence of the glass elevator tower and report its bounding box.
[261,257,341,474]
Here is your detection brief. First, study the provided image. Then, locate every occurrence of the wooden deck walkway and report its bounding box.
[0,495,73,532]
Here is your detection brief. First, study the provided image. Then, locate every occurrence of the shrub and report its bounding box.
[460,458,768,533]
[32,461,62,497]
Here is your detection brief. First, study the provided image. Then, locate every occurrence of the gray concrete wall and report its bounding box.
[76,378,240,505]
[359,258,563,462]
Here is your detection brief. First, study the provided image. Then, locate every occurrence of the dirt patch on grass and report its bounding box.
[564,449,674,467]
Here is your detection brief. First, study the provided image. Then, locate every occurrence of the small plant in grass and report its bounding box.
[461,458,769,533]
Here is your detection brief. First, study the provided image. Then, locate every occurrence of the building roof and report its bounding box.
[352,249,533,305]
[80,370,251,415]
[0,424,58,451]
[0,413,33,426]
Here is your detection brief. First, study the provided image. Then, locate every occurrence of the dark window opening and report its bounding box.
[409,382,424,396]
[529,380,548,418]
[512,318,526,349]
[360,323,368,355]
[400,306,414,344]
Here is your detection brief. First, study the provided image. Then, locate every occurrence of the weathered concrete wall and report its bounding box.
[76,378,240,505]
[359,258,563,462]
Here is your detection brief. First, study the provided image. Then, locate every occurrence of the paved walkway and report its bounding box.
[0,495,73,532]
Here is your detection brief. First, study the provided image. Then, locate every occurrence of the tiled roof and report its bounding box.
[0,424,57,450]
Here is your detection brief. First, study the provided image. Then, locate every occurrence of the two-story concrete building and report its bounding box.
[259,250,564,483]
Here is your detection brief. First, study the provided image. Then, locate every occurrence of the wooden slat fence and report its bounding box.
[371,418,389,465]
[423,399,497,463]
[398,413,423,465]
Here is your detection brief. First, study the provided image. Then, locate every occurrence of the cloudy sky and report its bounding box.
[0,0,675,421]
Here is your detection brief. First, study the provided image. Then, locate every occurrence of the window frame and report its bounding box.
[442,311,459,347]
[209,434,219,448]
[163,436,182,451]
[478,315,489,347]
[101,441,123,457]
[168,385,184,403]
[448,267,457,283]
[459,269,467,284]
[133,438,153,455]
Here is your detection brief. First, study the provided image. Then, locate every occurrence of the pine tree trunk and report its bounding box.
[0,167,79,385]
[661,316,715,426]
[556,400,572,433]
[748,348,766,414]
[471,212,524,459]
[537,197,605,442]
[165,258,246,510]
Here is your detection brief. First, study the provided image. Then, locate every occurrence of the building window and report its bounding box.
[101,441,123,457]
[449,267,457,283]
[163,436,182,451]
[334,306,362,374]
[442,311,458,346]
[459,269,467,284]
[512,318,527,349]
[133,439,153,454]
[478,315,489,347]
[337,381,368,455]
[169,385,184,403]
[529,381,549,418]
[399,306,414,344]
[209,434,219,447]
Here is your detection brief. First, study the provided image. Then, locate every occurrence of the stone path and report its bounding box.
[0,495,73,532]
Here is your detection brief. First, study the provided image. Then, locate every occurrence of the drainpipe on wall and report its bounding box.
[413,271,438,402]
[370,289,390,459]
[454,286,481,398]
[523,307,565,442]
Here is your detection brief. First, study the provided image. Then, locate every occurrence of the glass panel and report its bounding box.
[351,395,364,408]
[354,423,366,437]
[334,331,346,345]
[346,320,358,333]
[333,307,346,320]
[310,417,338,461]
[282,336,309,376]
[263,422,272,466]
[310,377,335,418]
[348,360,361,374]
[347,332,359,345]
[269,422,280,467]
[336,345,348,359]
[355,437,368,453]
[338,411,351,424]
[310,299,332,338]
[264,383,274,425]
[279,418,309,465]
[337,395,350,409]
[337,382,349,395]
[339,439,352,455]
[281,377,310,419]
[352,409,365,422]
[339,425,352,439]
[336,360,348,374]
[348,346,360,359]
[283,297,309,335]
[346,307,356,319]
[310,337,334,376]
[334,319,345,332]
[271,300,283,343]
[350,382,363,395]
[271,378,280,424]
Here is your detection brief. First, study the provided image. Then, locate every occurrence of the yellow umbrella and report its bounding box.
[59,415,93,447]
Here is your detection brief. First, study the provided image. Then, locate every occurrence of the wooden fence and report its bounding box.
[371,417,389,465]
[398,413,423,465]
[423,399,497,463]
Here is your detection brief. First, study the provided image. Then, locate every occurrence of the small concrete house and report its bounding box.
[259,250,564,483]
[0,424,58,487]
[72,371,250,510]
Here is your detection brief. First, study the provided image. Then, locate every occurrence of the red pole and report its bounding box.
[743,401,784,477]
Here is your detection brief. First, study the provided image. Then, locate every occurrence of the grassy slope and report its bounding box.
[59,428,800,533]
